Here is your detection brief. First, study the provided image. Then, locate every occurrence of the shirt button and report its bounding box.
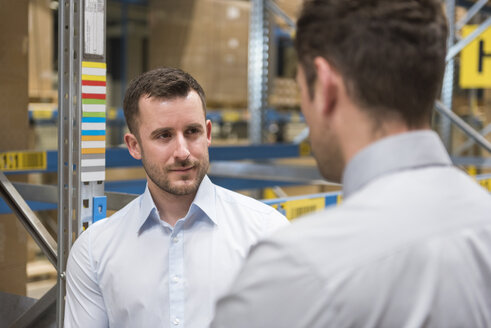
[173,318,181,325]
[172,275,180,283]
[172,237,179,243]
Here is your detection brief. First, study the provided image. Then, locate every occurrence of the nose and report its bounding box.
[173,133,190,160]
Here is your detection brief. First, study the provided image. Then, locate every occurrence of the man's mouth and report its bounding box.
[169,166,194,172]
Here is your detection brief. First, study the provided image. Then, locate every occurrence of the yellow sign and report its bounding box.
[0,151,47,171]
[107,107,118,120]
[478,178,491,192]
[337,194,343,204]
[32,110,54,120]
[299,141,311,156]
[274,197,325,221]
[460,25,491,88]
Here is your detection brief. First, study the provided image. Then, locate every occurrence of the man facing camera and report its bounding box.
[64,67,288,328]
[212,1,491,327]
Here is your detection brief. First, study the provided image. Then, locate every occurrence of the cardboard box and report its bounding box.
[270,78,300,108]
[28,0,55,101]
[149,0,250,107]
[0,216,28,295]
[0,0,29,296]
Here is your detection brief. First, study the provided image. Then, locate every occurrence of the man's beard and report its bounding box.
[142,155,209,196]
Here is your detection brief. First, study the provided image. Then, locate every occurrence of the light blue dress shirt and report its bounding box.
[64,175,288,328]
[213,131,491,328]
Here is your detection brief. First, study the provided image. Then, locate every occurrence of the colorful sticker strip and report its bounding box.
[81,61,106,182]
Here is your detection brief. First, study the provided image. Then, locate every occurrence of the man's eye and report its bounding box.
[187,128,200,134]
[159,132,172,139]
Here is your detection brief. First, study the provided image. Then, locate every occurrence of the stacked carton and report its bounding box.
[0,0,29,295]
[149,0,249,107]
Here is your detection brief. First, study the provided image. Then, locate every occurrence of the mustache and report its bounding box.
[166,159,198,171]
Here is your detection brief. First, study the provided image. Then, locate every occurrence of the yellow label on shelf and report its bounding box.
[337,194,343,204]
[0,151,47,171]
[262,188,277,200]
[479,178,491,192]
[299,141,311,156]
[222,111,241,123]
[107,107,118,120]
[280,197,325,220]
[32,110,54,120]
[467,165,477,176]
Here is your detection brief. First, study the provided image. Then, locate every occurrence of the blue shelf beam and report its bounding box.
[4,144,307,175]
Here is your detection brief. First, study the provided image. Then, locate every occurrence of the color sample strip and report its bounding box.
[82,85,106,94]
[82,130,106,136]
[82,99,105,105]
[83,104,106,112]
[81,166,106,173]
[81,61,107,182]
[82,122,106,130]
[82,117,106,123]
[83,112,105,118]
[82,148,105,154]
[81,74,106,82]
[81,141,105,148]
[81,135,106,141]
[82,80,106,86]
[82,61,106,68]
[82,93,106,99]
[81,158,105,167]
[82,67,106,76]
[81,171,105,181]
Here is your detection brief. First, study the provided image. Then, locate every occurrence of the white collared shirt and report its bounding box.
[64,175,288,328]
[213,131,491,328]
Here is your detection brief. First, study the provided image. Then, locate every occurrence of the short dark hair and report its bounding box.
[295,0,448,128]
[123,67,207,134]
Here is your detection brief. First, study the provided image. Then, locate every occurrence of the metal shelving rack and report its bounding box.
[440,0,491,153]
[248,0,491,154]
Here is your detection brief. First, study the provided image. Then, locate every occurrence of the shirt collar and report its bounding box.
[137,175,217,230]
[342,130,452,199]
[190,175,218,226]
[138,185,159,230]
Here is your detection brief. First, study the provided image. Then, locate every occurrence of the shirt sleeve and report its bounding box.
[64,228,109,328]
[211,238,325,328]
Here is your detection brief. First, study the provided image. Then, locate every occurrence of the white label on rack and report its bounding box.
[84,0,105,56]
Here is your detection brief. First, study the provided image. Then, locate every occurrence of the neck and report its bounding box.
[340,110,429,165]
[147,181,196,227]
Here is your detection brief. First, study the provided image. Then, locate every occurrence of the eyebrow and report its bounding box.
[150,127,173,138]
[149,123,204,138]
[186,123,204,130]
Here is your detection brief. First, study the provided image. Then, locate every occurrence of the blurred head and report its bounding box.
[295,0,448,128]
[295,0,448,182]
[123,68,211,197]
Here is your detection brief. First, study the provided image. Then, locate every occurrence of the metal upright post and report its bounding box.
[57,0,81,325]
[248,0,270,144]
[57,0,107,326]
[440,0,456,151]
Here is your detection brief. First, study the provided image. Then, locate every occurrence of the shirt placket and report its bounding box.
[169,228,184,327]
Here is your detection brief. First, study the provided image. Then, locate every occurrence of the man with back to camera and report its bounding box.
[64,67,289,327]
[212,0,491,327]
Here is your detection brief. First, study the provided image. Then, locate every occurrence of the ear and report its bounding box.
[313,57,339,117]
[124,132,142,160]
[205,119,212,146]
